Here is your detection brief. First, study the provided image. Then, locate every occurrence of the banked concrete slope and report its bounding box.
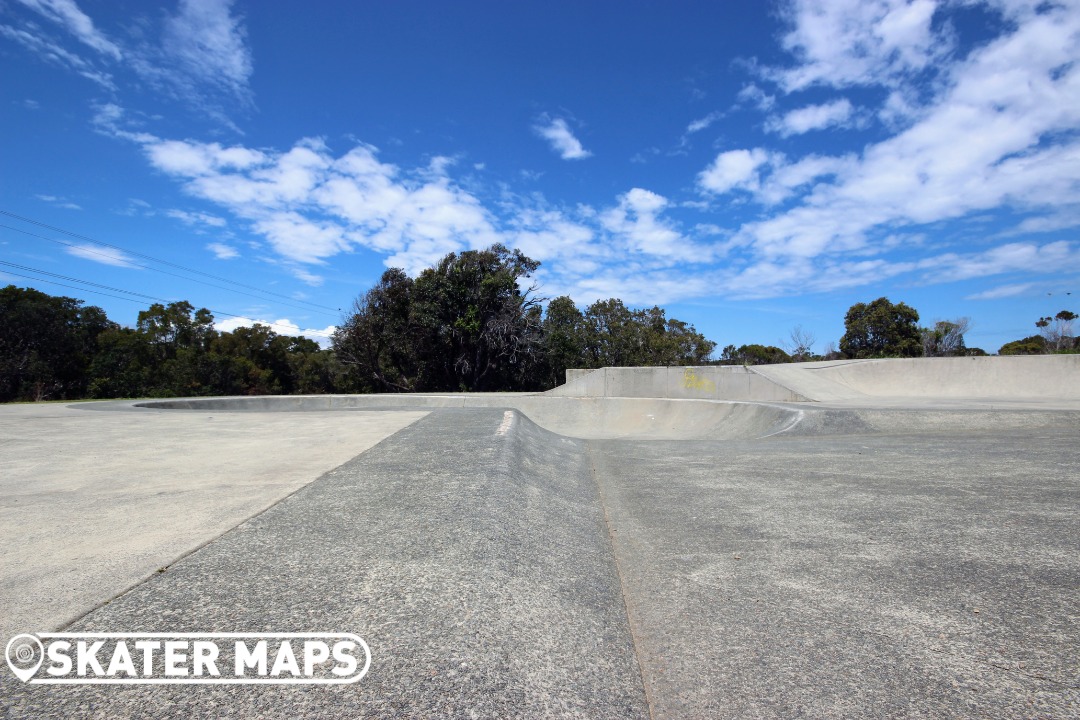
[2,408,652,718]
[548,365,811,402]
[783,355,1080,401]
[136,395,803,440]
[553,355,1080,406]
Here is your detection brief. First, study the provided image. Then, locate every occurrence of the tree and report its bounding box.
[1036,310,1077,352]
[335,245,545,392]
[998,336,1048,355]
[135,301,218,396]
[921,318,970,357]
[411,245,545,391]
[87,326,153,398]
[540,296,588,387]
[641,309,716,366]
[579,299,714,370]
[784,325,816,362]
[720,344,790,365]
[0,285,114,402]
[839,297,922,359]
[335,268,420,392]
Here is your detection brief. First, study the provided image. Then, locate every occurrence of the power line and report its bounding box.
[0,262,334,338]
[0,209,343,314]
[0,260,164,302]
[0,222,340,319]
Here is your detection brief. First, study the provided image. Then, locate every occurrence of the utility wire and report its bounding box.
[0,223,340,319]
[0,209,343,314]
[0,260,164,302]
[0,262,333,338]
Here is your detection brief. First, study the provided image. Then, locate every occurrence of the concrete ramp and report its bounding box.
[136,395,802,441]
[546,366,810,402]
[553,356,1080,406]
[751,355,1080,403]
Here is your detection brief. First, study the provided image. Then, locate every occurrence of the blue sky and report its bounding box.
[2,0,1078,354]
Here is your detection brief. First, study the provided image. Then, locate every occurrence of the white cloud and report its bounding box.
[129,134,505,274]
[718,0,1080,272]
[686,111,724,133]
[289,267,324,286]
[510,210,595,263]
[601,188,707,264]
[0,23,114,87]
[65,243,140,268]
[91,0,1080,310]
[533,117,592,160]
[757,154,854,205]
[206,242,239,259]
[773,0,946,91]
[736,83,775,111]
[167,208,227,227]
[966,282,1034,300]
[698,148,772,194]
[919,241,1079,283]
[13,0,120,59]
[766,98,853,136]
[160,0,253,103]
[213,316,337,347]
[35,193,82,209]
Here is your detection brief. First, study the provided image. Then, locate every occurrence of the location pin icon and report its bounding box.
[6,634,44,682]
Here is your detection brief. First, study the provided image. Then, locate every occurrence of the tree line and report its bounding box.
[0,285,335,403]
[331,245,715,392]
[2,246,1075,402]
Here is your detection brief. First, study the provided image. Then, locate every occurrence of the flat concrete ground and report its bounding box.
[0,403,428,641]
[590,424,1080,718]
[1,400,1078,718]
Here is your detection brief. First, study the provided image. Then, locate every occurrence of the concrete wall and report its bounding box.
[565,369,597,384]
[134,394,803,440]
[548,366,809,402]
[810,355,1080,399]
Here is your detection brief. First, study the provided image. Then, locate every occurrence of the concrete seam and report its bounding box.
[585,439,656,720]
[51,414,428,633]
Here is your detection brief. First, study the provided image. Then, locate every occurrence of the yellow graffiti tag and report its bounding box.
[682,368,716,392]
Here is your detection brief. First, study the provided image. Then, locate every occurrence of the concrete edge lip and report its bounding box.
[98,394,806,441]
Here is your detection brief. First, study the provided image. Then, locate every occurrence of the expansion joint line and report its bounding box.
[586,440,656,720]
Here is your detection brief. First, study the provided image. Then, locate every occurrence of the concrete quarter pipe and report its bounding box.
[1,356,1077,718]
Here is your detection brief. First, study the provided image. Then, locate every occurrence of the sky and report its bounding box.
[1,0,1078,354]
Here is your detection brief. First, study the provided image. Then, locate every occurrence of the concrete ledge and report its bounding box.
[134,395,804,440]
[547,366,811,402]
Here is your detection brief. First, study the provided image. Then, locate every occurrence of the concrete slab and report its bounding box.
[555,356,1080,408]
[588,420,1080,718]
[0,403,427,641]
[2,381,1078,717]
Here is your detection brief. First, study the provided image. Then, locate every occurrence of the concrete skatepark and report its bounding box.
[1,356,1077,717]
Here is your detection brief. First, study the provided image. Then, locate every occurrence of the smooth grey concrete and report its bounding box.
[752,355,1080,405]
[0,403,427,641]
[554,356,1080,408]
[2,362,1079,717]
[548,365,811,402]
[588,417,1080,718]
[135,394,804,440]
[3,409,649,718]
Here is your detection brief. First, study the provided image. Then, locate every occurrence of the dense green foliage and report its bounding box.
[334,246,545,392]
[0,285,112,401]
[997,310,1077,355]
[920,319,969,357]
[998,335,1049,355]
[333,245,716,392]
[840,297,923,359]
[0,286,336,402]
[719,344,791,365]
[4,254,1074,403]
